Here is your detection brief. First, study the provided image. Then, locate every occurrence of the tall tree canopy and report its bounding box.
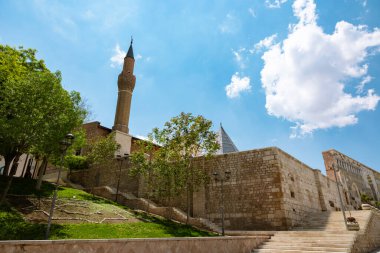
[0,45,87,203]
[130,112,219,221]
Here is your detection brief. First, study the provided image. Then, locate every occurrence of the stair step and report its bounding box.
[260,243,352,247]
[259,245,350,250]
[253,250,350,253]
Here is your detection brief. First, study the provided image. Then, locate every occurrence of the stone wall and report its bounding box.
[276,149,322,227]
[0,236,270,253]
[314,171,343,212]
[351,207,380,253]
[323,150,380,205]
[69,160,141,197]
[191,148,287,230]
[69,146,380,232]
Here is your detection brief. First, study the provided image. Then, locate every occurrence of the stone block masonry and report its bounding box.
[0,236,270,253]
[69,146,380,231]
[191,148,287,230]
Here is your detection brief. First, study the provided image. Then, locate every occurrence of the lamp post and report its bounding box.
[332,162,348,230]
[45,133,74,239]
[115,153,129,202]
[213,170,231,236]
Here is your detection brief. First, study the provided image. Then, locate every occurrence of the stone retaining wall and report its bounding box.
[0,236,269,253]
[193,148,286,230]
[351,207,380,253]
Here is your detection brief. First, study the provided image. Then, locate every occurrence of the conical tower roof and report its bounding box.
[126,37,134,59]
[217,124,239,154]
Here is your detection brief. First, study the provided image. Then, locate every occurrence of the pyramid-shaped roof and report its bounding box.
[126,37,134,59]
[217,124,239,154]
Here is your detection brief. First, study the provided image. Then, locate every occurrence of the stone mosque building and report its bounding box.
[3,40,379,231]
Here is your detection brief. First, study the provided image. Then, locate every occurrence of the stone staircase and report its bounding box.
[253,211,372,253]
[88,186,222,234]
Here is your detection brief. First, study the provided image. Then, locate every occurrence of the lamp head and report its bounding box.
[60,133,74,151]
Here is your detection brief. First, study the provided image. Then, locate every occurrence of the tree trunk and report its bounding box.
[186,185,190,224]
[32,157,41,179]
[35,156,48,190]
[2,154,14,176]
[20,154,30,178]
[0,154,20,205]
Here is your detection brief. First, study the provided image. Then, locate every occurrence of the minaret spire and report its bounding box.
[113,37,136,133]
[126,36,134,59]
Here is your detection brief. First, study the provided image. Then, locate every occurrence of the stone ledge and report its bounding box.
[0,236,270,253]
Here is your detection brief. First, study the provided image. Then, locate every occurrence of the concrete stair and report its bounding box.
[253,211,372,253]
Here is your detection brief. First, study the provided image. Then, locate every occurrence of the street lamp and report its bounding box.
[332,162,348,230]
[213,170,231,236]
[45,133,74,239]
[115,153,129,202]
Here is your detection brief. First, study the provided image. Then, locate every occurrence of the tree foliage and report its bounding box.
[65,155,89,171]
[86,133,120,167]
[0,45,87,203]
[130,112,219,220]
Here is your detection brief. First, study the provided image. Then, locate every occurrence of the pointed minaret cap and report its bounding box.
[217,123,239,154]
[126,37,134,59]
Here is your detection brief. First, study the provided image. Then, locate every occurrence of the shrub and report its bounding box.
[361,193,373,204]
[65,155,88,171]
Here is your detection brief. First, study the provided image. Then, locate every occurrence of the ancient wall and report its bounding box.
[276,149,321,227]
[323,150,380,205]
[351,208,380,253]
[314,171,343,212]
[69,159,140,197]
[68,146,380,232]
[192,148,287,230]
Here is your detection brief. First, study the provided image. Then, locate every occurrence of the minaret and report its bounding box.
[113,38,136,133]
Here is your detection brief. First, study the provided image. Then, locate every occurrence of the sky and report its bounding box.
[1,0,380,172]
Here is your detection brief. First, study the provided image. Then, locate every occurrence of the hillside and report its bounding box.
[0,176,214,240]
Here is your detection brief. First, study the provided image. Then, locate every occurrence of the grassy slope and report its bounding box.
[0,176,214,240]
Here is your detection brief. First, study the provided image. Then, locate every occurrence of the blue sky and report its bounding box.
[1,0,379,172]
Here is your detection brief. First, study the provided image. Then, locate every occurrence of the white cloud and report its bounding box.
[259,0,380,137]
[232,48,247,69]
[251,34,278,53]
[292,0,317,26]
[357,76,372,94]
[110,44,126,68]
[248,8,256,17]
[225,73,251,98]
[265,0,288,8]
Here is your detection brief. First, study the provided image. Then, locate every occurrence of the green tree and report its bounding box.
[0,45,48,177]
[131,112,219,222]
[85,133,120,191]
[0,45,87,204]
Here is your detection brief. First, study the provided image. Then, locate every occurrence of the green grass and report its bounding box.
[0,175,115,204]
[0,205,213,240]
[0,176,216,240]
[49,222,212,239]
